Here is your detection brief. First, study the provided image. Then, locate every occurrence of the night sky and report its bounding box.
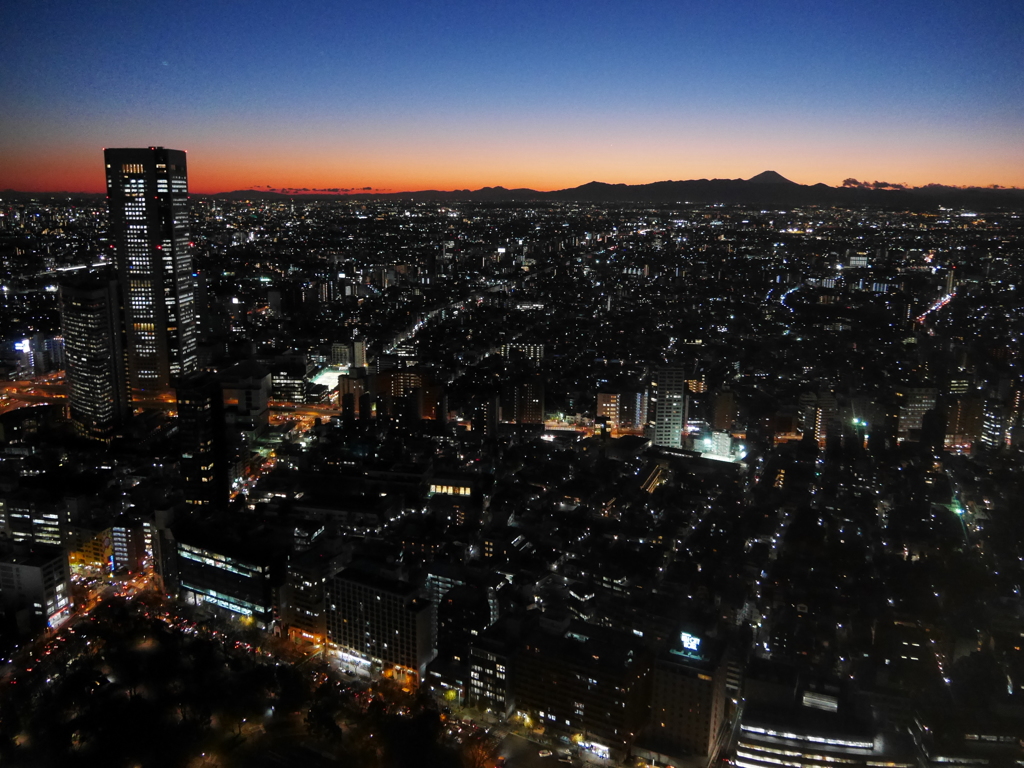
[2,0,1022,193]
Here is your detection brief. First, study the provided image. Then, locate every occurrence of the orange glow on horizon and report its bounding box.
[2,141,1023,196]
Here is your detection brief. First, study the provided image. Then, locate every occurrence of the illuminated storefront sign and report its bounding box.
[670,631,704,660]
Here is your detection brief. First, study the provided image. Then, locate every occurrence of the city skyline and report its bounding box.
[3,1,1024,194]
[4,179,1024,764]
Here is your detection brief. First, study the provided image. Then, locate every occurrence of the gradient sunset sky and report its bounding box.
[2,0,1022,194]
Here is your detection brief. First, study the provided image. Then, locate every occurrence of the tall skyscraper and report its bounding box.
[653,367,687,448]
[175,372,229,507]
[59,272,131,441]
[104,147,198,389]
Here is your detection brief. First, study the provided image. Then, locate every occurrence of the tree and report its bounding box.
[461,732,498,768]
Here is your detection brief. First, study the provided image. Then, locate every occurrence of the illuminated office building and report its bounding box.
[325,569,432,687]
[894,386,937,441]
[112,516,147,573]
[59,273,131,441]
[176,539,276,627]
[0,490,65,547]
[104,147,198,389]
[596,392,620,427]
[734,712,914,768]
[0,543,73,633]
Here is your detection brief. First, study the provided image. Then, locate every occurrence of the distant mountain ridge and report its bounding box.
[212,172,1024,209]
[6,172,1023,209]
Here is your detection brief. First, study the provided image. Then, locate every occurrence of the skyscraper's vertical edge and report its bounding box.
[104,147,198,390]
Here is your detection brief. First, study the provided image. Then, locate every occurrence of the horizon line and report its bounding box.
[5,175,1023,198]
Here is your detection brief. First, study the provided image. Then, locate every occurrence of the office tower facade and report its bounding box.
[514,622,651,760]
[646,632,727,758]
[325,569,433,686]
[220,359,272,448]
[944,394,983,448]
[980,399,1006,449]
[13,333,64,377]
[0,490,66,547]
[175,372,229,507]
[112,516,147,573]
[712,389,738,432]
[653,367,688,448]
[598,389,646,431]
[282,547,341,645]
[59,273,131,441]
[176,538,276,627]
[468,621,517,717]
[894,386,937,440]
[0,543,73,633]
[104,147,198,389]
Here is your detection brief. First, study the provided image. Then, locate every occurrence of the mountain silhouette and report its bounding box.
[747,170,796,185]
[7,172,1023,210]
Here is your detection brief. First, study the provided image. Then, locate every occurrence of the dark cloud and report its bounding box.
[842,178,908,191]
[871,180,908,190]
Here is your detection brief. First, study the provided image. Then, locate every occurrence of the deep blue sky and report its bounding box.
[2,0,1022,191]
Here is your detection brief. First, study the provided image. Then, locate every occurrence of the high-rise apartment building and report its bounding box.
[104,147,198,389]
[59,273,131,441]
[653,368,687,448]
[325,569,433,687]
[502,376,545,425]
[597,392,621,427]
